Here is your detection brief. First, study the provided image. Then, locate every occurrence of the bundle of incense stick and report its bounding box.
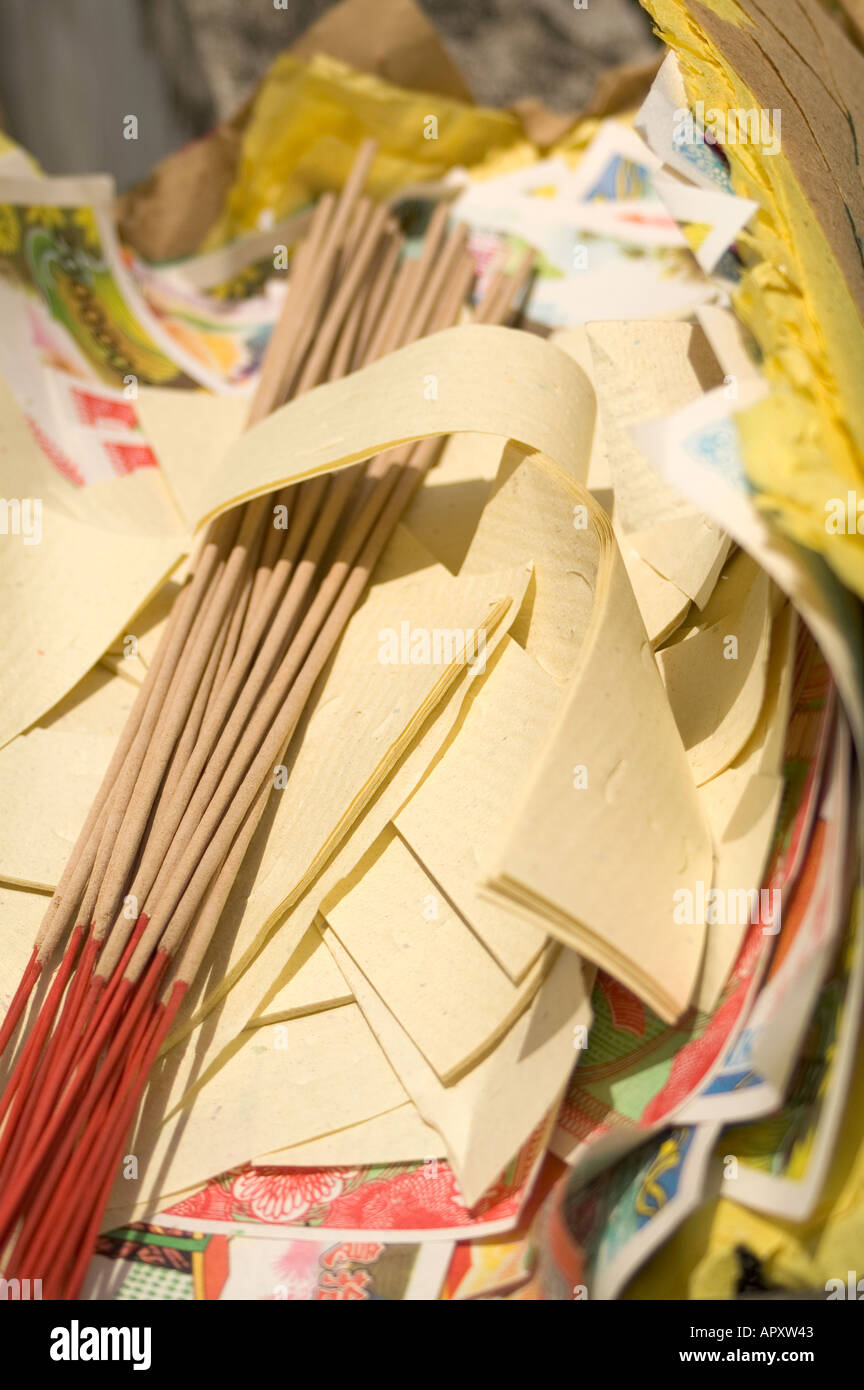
[0,140,533,1297]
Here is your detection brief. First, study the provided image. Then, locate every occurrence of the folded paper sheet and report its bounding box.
[483,472,713,1021]
[395,637,558,980]
[461,444,601,683]
[153,324,596,530]
[325,932,590,1206]
[324,829,556,1082]
[586,318,731,607]
[0,666,136,890]
[694,601,796,1010]
[169,534,532,1035]
[629,516,731,610]
[585,318,723,534]
[241,606,526,1031]
[251,923,353,1025]
[402,431,507,575]
[107,1004,410,1216]
[255,1102,443,1169]
[657,557,771,784]
[1,323,594,752]
[616,529,691,647]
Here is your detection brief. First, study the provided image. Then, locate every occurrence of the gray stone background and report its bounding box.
[0,0,659,188]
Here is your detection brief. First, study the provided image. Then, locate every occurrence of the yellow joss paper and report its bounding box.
[643,0,864,596]
[207,52,527,247]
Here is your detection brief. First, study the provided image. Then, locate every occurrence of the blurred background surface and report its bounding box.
[0,0,659,186]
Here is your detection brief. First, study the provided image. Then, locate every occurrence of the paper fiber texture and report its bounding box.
[484,480,713,1021]
[180,325,595,527]
[657,557,771,784]
[326,931,590,1206]
[395,637,557,980]
[324,829,556,1083]
[108,1004,409,1215]
[252,922,353,1025]
[461,444,601,683]
[0,666,136,890]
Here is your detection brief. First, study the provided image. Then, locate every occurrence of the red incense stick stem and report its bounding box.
[0,949,41,1060]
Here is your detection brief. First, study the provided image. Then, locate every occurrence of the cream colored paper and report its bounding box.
[164,633,517,1140]
[628,515,732,609]
[108,1004,408,1213]
[251,922,353,1024]
[616,526,691,646]
[201,595,526,1124]
[657,561,772,785]
[255,1103,443,1168]
[585,318,724,533]
[324,829,555,1082]
[326,931,590,1206]
[242,627,520,1034]
[684,548,774,636]
[134,388,246,514]
[100,579,183,686]
[178,326,595,528]
[398,431,504,574]
[0,373,185,750]
[550,327,612,501]
[484,477,713,1021]
[395,637,557,980]
[565,326,690,645]
[585,318,730,607]
[461,445,602,683]
[0,666,137,890]
[105,1101,443,1229]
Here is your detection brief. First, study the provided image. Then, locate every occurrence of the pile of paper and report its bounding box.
[0,0,861,1303]
[640,4,864,600]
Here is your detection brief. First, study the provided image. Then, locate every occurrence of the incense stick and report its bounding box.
[0,142,534,1293]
